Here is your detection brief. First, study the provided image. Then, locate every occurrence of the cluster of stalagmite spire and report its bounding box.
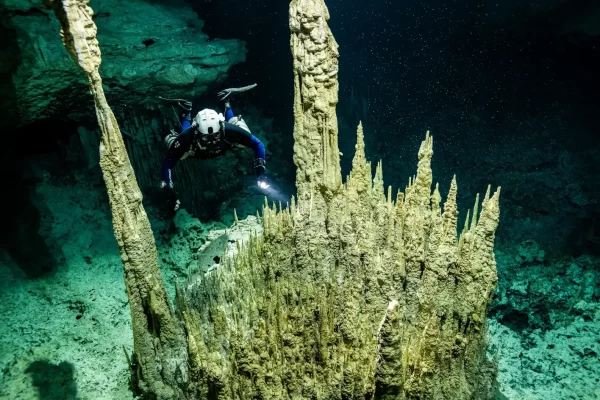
[48,0,501,398]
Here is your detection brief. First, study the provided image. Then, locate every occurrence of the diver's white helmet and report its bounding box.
[194,109,225,135]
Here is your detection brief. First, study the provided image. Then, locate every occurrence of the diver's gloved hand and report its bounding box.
[254,158,270,189]
[160,181,180,212]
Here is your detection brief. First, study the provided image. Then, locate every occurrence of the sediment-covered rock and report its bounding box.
[489,243,600,400]
[0,0,246,127]
[491,240,600,332]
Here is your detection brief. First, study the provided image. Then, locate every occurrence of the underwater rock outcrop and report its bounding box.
[0,0,245,128]
[173,0,502,398]
[489,245,600,400]
[491,240,600,332]
[45,1,187,398]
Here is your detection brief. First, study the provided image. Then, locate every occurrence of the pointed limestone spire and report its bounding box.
[442,176,459,242]
[348,122,371,193]
[470,193,480,231]
[352,122,366,169]
[482,184,491,208]
[431,183,441,213]
[478,186,501,235]
[411,132,434,206]
[373,160,384,195]
[418,130,433,159]
[491,187,501,215]
[290,195,296,218]
[445,175,458,212]
[462,209,471,236]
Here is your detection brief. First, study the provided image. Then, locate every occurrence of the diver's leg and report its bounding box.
[224,102,235,122]
[180,119,191,132]
[180,112,191,132]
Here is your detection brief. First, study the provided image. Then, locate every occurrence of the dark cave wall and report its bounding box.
[0,0,247,128]
[187,0,294,121]
[0,14,18,129]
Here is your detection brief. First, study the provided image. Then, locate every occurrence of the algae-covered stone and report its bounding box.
[0,0,246,127]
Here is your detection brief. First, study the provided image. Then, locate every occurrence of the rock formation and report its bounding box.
[175,0,502,399]
[489,243,600,400]
[0,0,245,127]
[44,1,187,398]
[48,0,501,398]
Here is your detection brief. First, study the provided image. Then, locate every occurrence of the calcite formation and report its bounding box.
[48,0,501,398]
[44,1,187,398]
[176,0,501,399]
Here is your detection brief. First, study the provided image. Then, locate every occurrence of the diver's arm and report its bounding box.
[224,122,268,187]
[224,122,266,160]
[161,127,195,186]
[179,122,195,136]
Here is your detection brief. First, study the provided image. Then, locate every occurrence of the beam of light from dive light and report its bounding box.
[258,181,270,189]
[256,179,290,205]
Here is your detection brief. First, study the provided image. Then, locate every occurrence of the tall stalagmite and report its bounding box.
[44,1,187,398]
[177,0,501,399]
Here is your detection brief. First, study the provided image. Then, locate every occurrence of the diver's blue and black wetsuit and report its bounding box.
[160,106,266,187]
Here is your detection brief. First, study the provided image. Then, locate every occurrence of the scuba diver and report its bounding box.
[159,84,269,212]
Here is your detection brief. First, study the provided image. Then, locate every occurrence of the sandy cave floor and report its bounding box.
[0,178,135,399]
